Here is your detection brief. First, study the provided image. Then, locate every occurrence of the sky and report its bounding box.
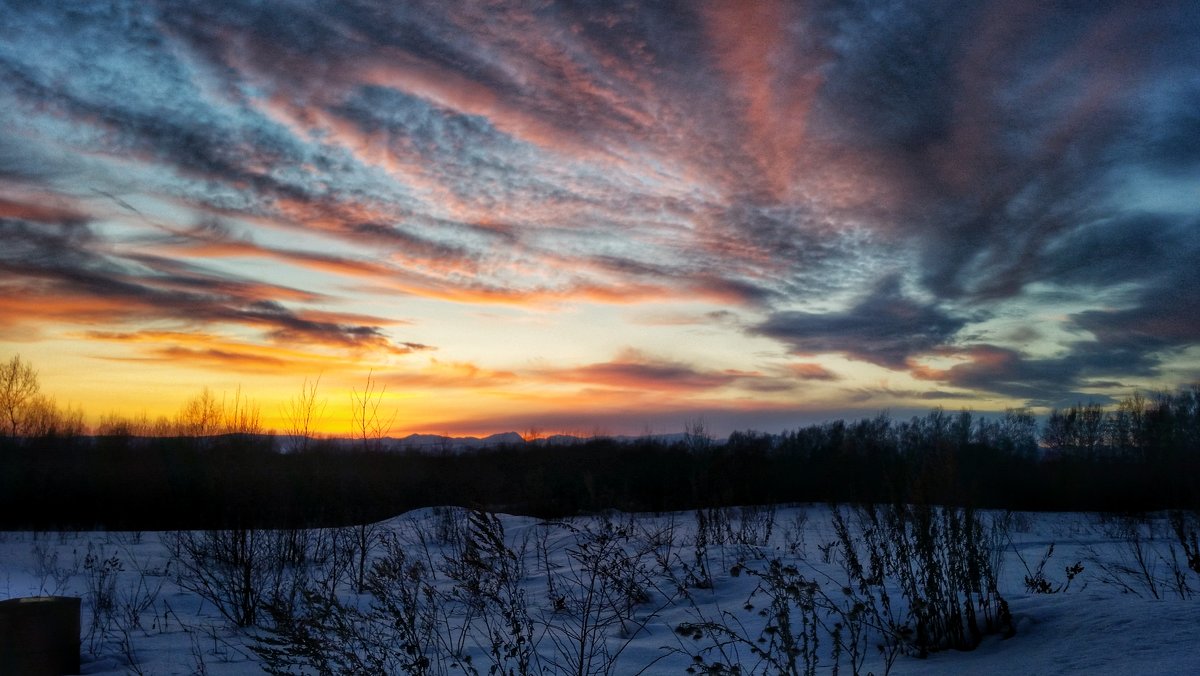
[1,0,1198,437]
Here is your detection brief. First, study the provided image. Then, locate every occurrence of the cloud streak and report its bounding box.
[542,349,763,393]
[0,212,422,354]
[755,276,968,369]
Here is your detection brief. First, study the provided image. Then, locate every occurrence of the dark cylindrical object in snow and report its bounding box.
[0,596,81,675]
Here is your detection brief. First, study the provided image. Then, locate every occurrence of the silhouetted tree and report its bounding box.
[281,376,326,453]
[351,371,395,452]
[0,354,40,437]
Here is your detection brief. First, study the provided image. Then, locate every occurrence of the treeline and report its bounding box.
[765,388,1200,512]
[2,353,1199,528]
[1,387,1198,530]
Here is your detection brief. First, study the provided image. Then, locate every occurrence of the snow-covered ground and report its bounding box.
[2,506,1198,675]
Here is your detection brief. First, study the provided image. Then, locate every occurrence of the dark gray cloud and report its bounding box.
[903,247,1200,405]
[1073,264,1200,353]
[774,0,1200,404]
[813,0,975,154]
[792,0,1199,312]
[1035,214,1197,289]
[755,276,968,369]
[912,343,1161,406]
[1138,87,1200,175]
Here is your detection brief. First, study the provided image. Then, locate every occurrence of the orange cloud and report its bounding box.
[908,345,1017,384]
[0,292,132,325]
[701,1,824,201]
[81,329,348,373]
[150,229,398,280]
[376,359,519,390]
[0,196,87,224]
[788,363,839,381]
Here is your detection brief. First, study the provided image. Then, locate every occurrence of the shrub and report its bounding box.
[256,534,439,675]
[168,528,308,627]
[832,503,1014,658]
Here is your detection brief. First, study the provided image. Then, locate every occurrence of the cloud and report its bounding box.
[1034,213,1198,290]
[0,195,88,225]
[1,0,1198,418]
[84,329,364,374]
[1068,270,1200,367]
[0,216,423,354]
[1138,86,1200,175]
[781,0,1200,313]
[787,363,839,381]
[0,1,869,320]
[754,276,968,369]
[99,346,293,373]
[905,223,1200,404]
[910,343,1159,406]
[145,218,402,281]
[542,349,762,393]
[376,360,519,390]
[84,328,437,381]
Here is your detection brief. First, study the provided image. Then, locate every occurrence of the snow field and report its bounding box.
[0,506,1197,675]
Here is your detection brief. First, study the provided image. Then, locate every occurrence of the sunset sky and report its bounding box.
[1,1,1198,437]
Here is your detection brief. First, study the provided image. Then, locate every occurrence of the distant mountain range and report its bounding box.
[293,431,693,453]
[78,430,699,453]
